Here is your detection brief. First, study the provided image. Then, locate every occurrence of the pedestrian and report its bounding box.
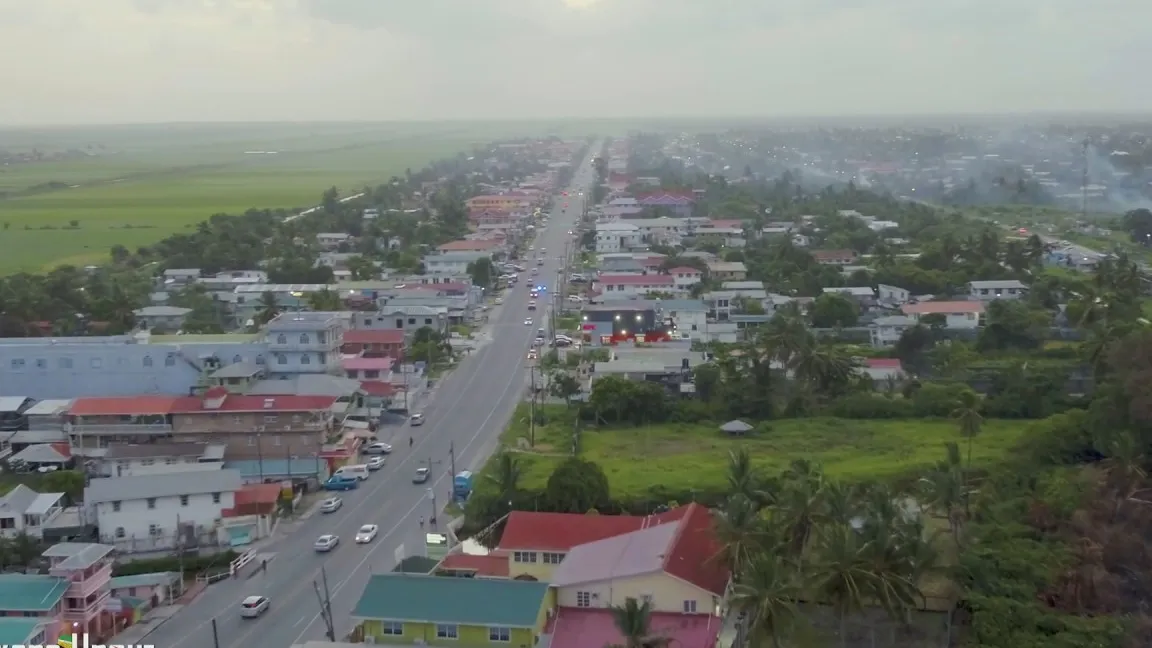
[409,436,414,448]
[261,559,267,573]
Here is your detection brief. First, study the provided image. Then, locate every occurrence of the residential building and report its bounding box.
[0,619,51,647]
[95,443,227,478]
[579,304,668,344]
[637,191,694,218]
[0,485,66,539]
[375,306,450,336]
[705,261,747,281]
[877,284,911,305]
[44,543,114,637]
[691,225,745,248]
[466,194,533,213]
[654,299,710,341]
[0,574,67,642]
[107,572,181,607]
[811,249,858,266]
[231,284,332,323]
[341,356,394,381]
[593,274,680,299]
[665,267,703,290]
[132,306,192,332]
[601,197,642,219]
[901,301,985,329]
[869,315,918,347]
[968,279,1028,301]
[437,239,503,254]
[159,268,200,288]
[86,469,242,552]
[423,251,491,275]
[316,233,351,249]
[352,574,552,647]
[340,329,405,359]
[594,222,644,254]
[0,396,33,432]
[265,312,347,378]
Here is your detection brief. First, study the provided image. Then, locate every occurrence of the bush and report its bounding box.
[911,382,975,417]
[113,550,238,576]
[829,393,913,419]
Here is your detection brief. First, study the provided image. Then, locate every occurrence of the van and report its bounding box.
[333,464,370,481]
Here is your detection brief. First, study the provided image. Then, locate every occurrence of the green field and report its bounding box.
[494,404,1028,500]
[0,121,613,274]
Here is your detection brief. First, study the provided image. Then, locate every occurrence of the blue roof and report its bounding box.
[352,574,548,627]
[224,458,327,478]
[0,574,68,611]
[0,618,45,644]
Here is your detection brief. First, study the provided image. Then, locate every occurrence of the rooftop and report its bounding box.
[596,274,675,286]
[85,468,242,503]
[104,442,226,461]
[902,301,986,315]
[342,329,405,345]
[0,574,68,610]
[42,542,114,569]
[499,507,687,552]
[551,521,678,586]
[351,574,548,627]
[548,608,720,648]
[108,572,180,590]
[436,552,511,578]
[0,618,47,644]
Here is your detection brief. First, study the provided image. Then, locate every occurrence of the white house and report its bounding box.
[97,443,226,478]
[316,233,351,249]
[0,485,66,539]
[422,251,490,275]
[823,286,875,300]
[595,222,643,254]
[968,280,1028,301]
[901,301,985,329]
[869,315,917,347]
[665,266,703,290]
[86,468,242,551]
[595,274,680,299]
[877,284,911,305]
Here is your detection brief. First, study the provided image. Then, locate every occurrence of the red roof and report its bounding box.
[68,396,182,417]
[867,358,903,370]
[342,356,394,371]
[343,329,405,345]
[360,381,396,397]
[437,552,511,578]
[595,274,675,287]
[662,502,729,595]
[171,394,338,414]
[811,249,858,261]
[499,506,690,552]
[223,483,281,517]
[438,239,501,252]
[902,301,985,315]
[639,256,665,268]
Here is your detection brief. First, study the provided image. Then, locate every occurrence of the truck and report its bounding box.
[453,471,474,501]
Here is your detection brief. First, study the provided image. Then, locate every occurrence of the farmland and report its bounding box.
[0,121,607,274]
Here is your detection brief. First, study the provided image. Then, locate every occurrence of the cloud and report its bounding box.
[0,0,1148,124]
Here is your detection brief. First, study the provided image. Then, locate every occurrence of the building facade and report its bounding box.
[264,312,348,378]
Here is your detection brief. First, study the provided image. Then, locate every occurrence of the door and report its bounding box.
[227,526,253,547]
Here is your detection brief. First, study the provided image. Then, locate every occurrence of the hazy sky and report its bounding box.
[1,0,1147,124]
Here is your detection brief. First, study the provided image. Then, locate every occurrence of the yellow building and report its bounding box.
[352,573,554,648]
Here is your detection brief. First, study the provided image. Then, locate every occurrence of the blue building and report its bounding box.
[0,333,268,400]
[264,312,349,380]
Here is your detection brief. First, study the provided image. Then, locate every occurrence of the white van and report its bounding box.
[333,464,370,481]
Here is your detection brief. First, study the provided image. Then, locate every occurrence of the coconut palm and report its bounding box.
[726,448,768,507]
[485,450,523,512]
[919,442,968,547]
[605,598,671,648]
[711,494,768,578]
[810,525,874,648]
[728,553,806,648]
[306,289,343,311]
[775,460,828,556]
[255,290,280,326]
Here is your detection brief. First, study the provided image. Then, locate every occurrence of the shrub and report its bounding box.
[113,550,238,576]
[829,393,913,419]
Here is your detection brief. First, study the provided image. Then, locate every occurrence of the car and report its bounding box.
[524,318,533,325]
[366,456,386,470]
[314,534,340,552]
[362,442,392,455]
[528,302,537,311]
[567,230,573,235]
[356,524,379,543]
[324,476,359,491]
[527,350,538,360]
[531,269,538,276]
[410,413,425,426]
[240,595,270,619]
[319,497,343,513]
[413,467,430,484]
[494,297,504,305]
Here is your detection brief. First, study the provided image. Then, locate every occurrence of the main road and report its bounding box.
[148,146,600,648]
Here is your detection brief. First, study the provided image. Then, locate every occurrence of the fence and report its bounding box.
[103,530,223,555]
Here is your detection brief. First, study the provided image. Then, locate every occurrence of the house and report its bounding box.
[342,355,394,381]
[132,306,192,332]
[107,572,181,607]
[637,192,694,217]
[316,233,351,249]
[0,396,34,432]
[594,222,644,254]
[423,251,491,275]
[265,312,348,378]
[863,358,906,384]
[704,261,747,281]
[823,286,876,306]
[85,468,243,553]
[0,485,66,539]
[0,618,51,647]
[593,274,679,299]
[869,315,918,347]
[218,482,279,547]
[8,443,70,471]
[901,301,985,329]
[665,267,703,290]
[438,239,503,255]
[376,305,450,336]
[0,574,68,643]
[877,284,911,305]
[968,279,1028,301]
[43,542,115,638]
[160,268,200,287]
[96,443,227,478]
[340,329,405,359]
[231,284,332,323]
[466,194,532,213]
[811,249,858,266]
[352,574,552,647]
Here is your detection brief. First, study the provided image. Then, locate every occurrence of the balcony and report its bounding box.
[266,338,336,352]
[60,591,110,622]
[60,564,112,598]
[66,422,173,436]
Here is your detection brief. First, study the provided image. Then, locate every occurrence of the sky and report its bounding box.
[1,0,1148,124]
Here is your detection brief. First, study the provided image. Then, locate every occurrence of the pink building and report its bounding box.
[341,355,395,381]
[45,543,114,638]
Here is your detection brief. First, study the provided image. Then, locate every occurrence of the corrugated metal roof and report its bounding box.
[85,469,242,503]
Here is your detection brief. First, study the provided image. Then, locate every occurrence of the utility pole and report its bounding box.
[427,487,438,526]
[314,567,336,641]
[449,441,456,480]
[211,619,221,648]
[529,363,537,447]
[175,513,184,578]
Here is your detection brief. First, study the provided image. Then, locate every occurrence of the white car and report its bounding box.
[366,456,386,470]
[240,595,270,619]
[524,318,533,325]
[319,497,342,513]
[363,442,392,455]
[356,524,379,543]
[314,534,339,552]
[410,413,425,426]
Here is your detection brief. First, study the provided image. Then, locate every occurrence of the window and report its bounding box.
[301,355,310,365]
[513,551,537,563]
[276,354,287,365]
[424,318,433,325]
[140,458,154,466]
[147,498,156,509]
[59,357,73,369]
[115,527,126,538]
[10,359,24,369]
[164,354,176,367]
[300,334,310,344]
[149,523,161,535]
[248,436,256,446]
[395,318,403,328]
[542,552,565,564]
[277,334,287,344]
[143,355,153,367]
[435,624,458,639]
[407,318,416,325]
[180,495,189,506]
[255,355,265,365]
[232,415,242,425]
[232,355,242,363]
[212,493,221,504]
[111,501,121,512]
[318,353,326,365]
[273,436,282,447]
[35,358,46,369]
[683,600,697,614]
[380,621,403,636]
[576,591,591,608]
[488,627,511,642]
[264,414,278,423]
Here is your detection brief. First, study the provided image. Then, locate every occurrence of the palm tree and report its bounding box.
[728,553,806,648]
[775,460,828,556]
[952,390,982,514]
[606,598,670,648]
[726,448,767,506]
[790,346,859,399]
[306,289,343,312]
[711,494,767,578]
[485,451,522,512]
[810,525,873,648]
[919,442,968,548]
[255,291,280,326]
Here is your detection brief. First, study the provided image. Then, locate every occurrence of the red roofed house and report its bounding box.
[340,355,394,381]
[901,300,985,329]
[593,273,682,298]
[607,172,634,191]
[666,266,703,290]
[437,239,503,254]
[465,194,532,213]
[637,191,695,217]
[65,395,184,450]
[217,482,280,546]
[811,249,859,266]
[341,329,405,359]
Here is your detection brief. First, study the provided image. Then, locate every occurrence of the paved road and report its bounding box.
[149,149,600,648]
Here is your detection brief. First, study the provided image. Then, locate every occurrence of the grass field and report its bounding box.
[494,404,1028,500]
[0,121,612,274]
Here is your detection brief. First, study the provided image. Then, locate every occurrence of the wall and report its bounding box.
[95,491,234,547]
[102,457,220,478]
[555,572,714,615]
[507,553,558,582]
[363,620,539,647]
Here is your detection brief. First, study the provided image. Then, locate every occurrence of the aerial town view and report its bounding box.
[0,2,1150,648]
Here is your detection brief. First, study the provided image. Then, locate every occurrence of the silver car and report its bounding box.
[319,497,342,513]
[314,534,340,552]
[240,595,270,619]
[366,456,386,471]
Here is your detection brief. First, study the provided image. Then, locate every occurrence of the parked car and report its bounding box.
[324,476,359,491]
[314,534,340,552]
[240,596,270,619]
[362,442,392,455]
[319,497,342,513]
[366,456,386,471]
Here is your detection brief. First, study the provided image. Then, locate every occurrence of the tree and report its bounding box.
[485,451,522,514]
[729,554,807,648]
[254,291,280,326]
[467,258,495,289]
[606,598,671,648]
[544,457,610,513]
[809,293,859,328]
[168,286,223,334]
[548,371,581,406]
[712,494,768,578]
[306,289,343,312]
[347,255,380,280]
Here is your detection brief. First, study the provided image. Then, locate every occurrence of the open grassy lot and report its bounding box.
[495,404,1028,500]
